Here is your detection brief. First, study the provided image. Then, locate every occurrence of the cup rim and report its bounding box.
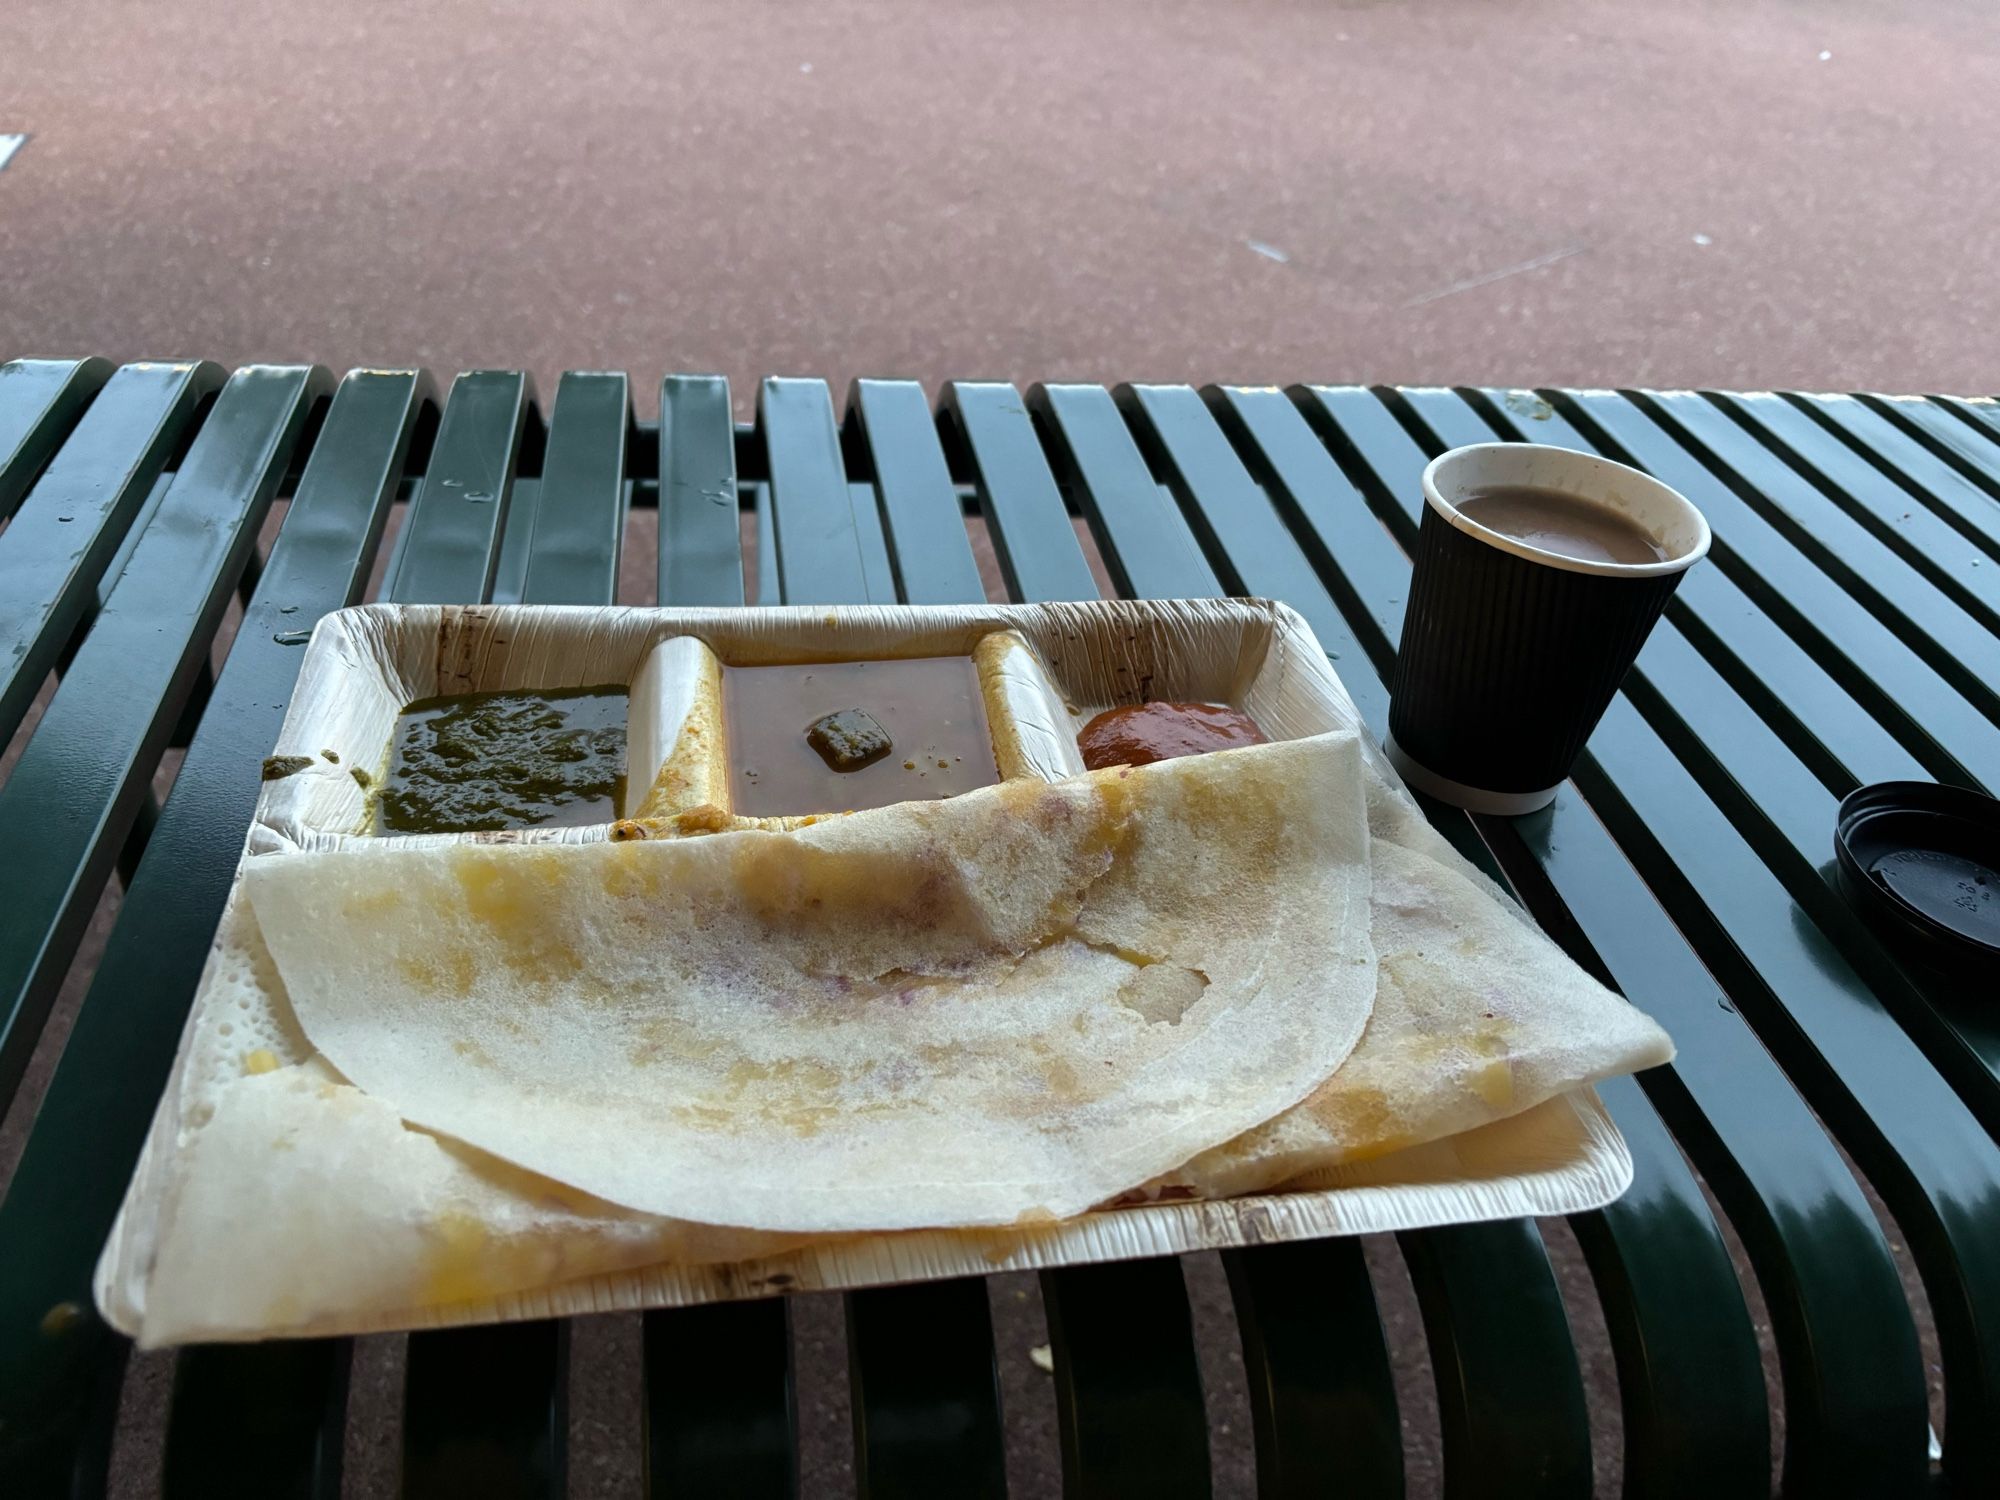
[1421,442,1713,579]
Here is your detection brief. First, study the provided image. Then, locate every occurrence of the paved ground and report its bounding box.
[1,0,1981,1494]
[2,1,1997,406]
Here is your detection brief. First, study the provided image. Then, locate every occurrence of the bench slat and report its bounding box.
[750,483,781,604]
[1041,1260,1210,1499]
[1031,383,1220,600]
[762,377,874,605]
[386,371,534,604]
[1399,1227,1593,1498]
[0,365,324,1115]
[942,382,1101,603]
[1706,391,2000,648]
[846,1281,1006,1500]
[847,479,900,603]
[0,357,111,521]
[850,379,985,604]
[0,362,221,748]
[0,367,411,1497]
[385,376,532,605]
[521,372,631,605]
[1566,1073,1775,1497]
[404,1322,571,1500]
[644,1299,797,1495]
[157,373,437,1500]
[1221,1238,1402,1500]
[1926,393,2000,445]
[488,478,544,605]
[384,372,570,1500]
[408,380,625,1484]
[1858,394,2000,519]
[658,375,744,608]
[839,384,1027,1495]
[166,1343,352,1500]
[930,385,1213,1495]
[1785,391,2000,559]
[1598,393,1943,778]
[1488,789,1901,1491]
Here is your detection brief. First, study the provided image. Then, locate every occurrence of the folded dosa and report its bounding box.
[105,727,1673,1347]
[1153,787,1673,1196]
[242,731,1377,1233]
[136,1059,801,1343]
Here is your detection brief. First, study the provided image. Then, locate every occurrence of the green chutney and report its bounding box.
[375,686,627,834]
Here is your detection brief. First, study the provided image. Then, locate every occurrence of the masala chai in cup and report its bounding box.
[1387,443,1711,815]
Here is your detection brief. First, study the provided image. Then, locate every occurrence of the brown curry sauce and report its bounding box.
[724,657,1000,815]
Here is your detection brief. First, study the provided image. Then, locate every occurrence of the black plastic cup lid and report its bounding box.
[1835,781,2000,977]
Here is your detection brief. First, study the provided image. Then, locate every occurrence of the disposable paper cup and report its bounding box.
[1386,444,1710,815]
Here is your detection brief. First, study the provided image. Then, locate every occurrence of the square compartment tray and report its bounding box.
[98,598,1632,1340]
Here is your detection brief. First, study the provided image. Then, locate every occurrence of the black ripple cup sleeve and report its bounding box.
[1387,442,1711,815]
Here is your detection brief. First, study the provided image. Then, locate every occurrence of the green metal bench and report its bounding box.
[2,359,1997,1496]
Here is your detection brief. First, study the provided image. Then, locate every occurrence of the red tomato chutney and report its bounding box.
[1076,701,1268,771]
